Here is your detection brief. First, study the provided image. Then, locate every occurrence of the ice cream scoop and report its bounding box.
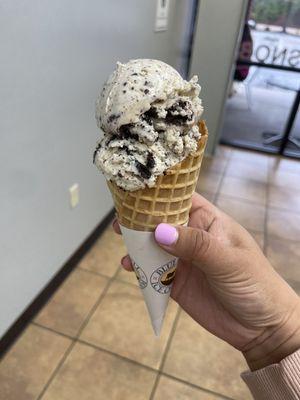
[94,59,203,191]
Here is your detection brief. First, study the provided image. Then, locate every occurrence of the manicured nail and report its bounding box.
[155,223,178,246]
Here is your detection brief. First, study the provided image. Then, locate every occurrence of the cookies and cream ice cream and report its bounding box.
[93,59,203,191]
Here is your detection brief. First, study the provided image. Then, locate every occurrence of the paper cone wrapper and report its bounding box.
[108,121,208,334]
[120,225,178,336]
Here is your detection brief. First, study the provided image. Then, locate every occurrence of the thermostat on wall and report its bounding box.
[155,0,170,32]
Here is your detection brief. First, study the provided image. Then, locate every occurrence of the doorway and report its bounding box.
[221,0,300,158]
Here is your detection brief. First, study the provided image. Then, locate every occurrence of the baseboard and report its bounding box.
[0,208,115,359]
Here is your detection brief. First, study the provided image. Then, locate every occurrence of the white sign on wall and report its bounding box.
[155,0,170,32]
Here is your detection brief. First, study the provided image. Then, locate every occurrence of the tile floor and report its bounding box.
[1,146,300,400]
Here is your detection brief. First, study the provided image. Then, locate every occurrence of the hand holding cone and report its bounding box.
[107,121,208,335]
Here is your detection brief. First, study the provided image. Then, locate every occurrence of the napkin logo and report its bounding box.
[133,262,148,289]
[150,259,177,294]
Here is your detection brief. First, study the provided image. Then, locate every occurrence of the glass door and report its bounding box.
[221,0,300,158]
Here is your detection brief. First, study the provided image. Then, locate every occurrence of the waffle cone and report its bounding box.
[107,120,208,231]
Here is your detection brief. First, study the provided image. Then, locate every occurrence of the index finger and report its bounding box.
[112,218,122,234]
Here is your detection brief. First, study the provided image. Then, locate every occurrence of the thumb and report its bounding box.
[154,223,228,273]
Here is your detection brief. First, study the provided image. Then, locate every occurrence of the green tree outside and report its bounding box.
[251,0,300,27]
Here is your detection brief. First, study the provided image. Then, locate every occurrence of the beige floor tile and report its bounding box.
[249,231,264,250]
[266,237,300,283]
[226,159,269,183]
[269,157,300,174]
[35,269,108,337]
[0,325,71,400]
[231,148,269,166]
[267,209,300,241]
[214,145,232,160]
[163,312,251,399]
[196,171,223,195]
[269,169,300,190]
[80,281,178,369]
[115,266,138,286]
[42,342,156,400]
[201,156,227,175]
[195,190,215,203]
[287,279,300,296]
[219,176,267,205]
[216,196,265,232]
[269,185,300,212]
[154,376,224,399]
[79,226,126,277]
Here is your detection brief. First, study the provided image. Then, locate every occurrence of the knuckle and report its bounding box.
[190,229,210,261]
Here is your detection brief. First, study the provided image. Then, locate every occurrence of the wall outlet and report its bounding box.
[69,183,79,208]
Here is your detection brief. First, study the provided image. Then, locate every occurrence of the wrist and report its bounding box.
[243,302,300,371]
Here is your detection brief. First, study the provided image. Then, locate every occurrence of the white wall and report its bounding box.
[190,0,248,154]
[0,0,187,338]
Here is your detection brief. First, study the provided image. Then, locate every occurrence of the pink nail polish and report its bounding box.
[155,223,178,246]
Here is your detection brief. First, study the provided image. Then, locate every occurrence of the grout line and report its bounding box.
[33,307,236,400]
[73,337,236,400]
[160,372,235,400]
[36,149,291,399]
[158,308,181,371]
[264,208,269,255]
[77,338,160,374]
[224,171,270,186]
[114,277,138,288]
[150,374,162,400]
[77,266,117,280]
[74,267,120,339]
[0,209,115,360]
[33,322,234,400]
[216,194,267,208]
[267,204,300,216]
[31,322,74,341]
[214,193,267,208]
[36,149,295,400]
[267,234,300,244]
[32,319,161,376]
[37,340,76,400]
[266,203,300,215]
[263,159,271,255]
[35,148,279,400]
[213,152,232,204]
[32,270,140,341]
[149,307,182,400]
[266,155,287,251]
[36,268,119,399]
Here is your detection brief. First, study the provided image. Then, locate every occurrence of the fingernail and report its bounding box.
[155,223,178,246]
